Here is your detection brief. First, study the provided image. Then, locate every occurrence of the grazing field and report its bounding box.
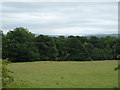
[8,60,118,88]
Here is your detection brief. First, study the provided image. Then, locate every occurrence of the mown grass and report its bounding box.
[8,60,118,88]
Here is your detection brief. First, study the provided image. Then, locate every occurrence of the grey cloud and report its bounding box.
[2,2,118,35]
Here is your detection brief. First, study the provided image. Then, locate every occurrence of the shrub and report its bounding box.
[2,59,14,87]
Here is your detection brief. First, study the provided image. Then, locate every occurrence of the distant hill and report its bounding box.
[35,34,119,38]
[34,34,69,37]
[85,34,118,38]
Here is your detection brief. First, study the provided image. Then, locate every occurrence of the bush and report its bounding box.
[2,59,14,87]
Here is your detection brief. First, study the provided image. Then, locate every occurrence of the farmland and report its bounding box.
[8,60,118,88]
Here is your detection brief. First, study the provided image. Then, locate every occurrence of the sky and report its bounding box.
[1,2,118,35]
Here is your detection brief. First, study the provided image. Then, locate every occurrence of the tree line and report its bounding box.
[2,27,120,62]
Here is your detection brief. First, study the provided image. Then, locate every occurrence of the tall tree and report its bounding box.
[2,27,39,62]
[54,36,68,61]
[65,36,85,61]
[35,35,58,61]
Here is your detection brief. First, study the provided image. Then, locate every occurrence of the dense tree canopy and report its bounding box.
[35,35,58,61]
[2,27,39,62]
[2,27,120,62]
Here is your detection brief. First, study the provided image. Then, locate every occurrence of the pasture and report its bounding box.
[8,60,118,88]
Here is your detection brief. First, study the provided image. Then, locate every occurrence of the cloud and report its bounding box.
[2,2,118,35]
[1,0,119,2]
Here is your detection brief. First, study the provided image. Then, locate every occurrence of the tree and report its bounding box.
[35,35,58,61]
[88,36,104,48]
[83,42,94,61]
[54,36,68,61]
[65,36,85,61]
[115,38,120,60]
[2,27,39,62]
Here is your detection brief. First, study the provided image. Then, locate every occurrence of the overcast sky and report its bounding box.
[2,2,118,35]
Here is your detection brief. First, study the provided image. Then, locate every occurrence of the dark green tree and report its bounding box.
[35,35,58,61]
[65,36,85,61]
[115,38,120,59]
[2,27,39,62]
[54,36,68,61]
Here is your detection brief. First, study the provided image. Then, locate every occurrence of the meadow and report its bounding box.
[8,60,118,88]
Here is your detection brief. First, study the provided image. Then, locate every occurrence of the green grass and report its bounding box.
[8,60,118,88]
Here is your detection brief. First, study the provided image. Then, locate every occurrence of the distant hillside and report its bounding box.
[35,34,118,38]
[34,34,69,37]
[85,34,118,38]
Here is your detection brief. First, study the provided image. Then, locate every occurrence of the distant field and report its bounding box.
[8,60,118,88]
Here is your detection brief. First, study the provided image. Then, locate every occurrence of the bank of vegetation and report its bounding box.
[2,27,120,62]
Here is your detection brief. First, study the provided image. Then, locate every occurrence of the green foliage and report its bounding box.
[55,36,68,61]
[36,35,58,61]
[3,27,39,62]
[114,64,120,71]
[66,36,84,61]
[115,39,120,59]
[2,27,120,62]
[2,59,14,87]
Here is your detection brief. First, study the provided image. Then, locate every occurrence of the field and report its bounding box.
[8,60,118,88]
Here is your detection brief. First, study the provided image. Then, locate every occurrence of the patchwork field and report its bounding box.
[8,60,118,88]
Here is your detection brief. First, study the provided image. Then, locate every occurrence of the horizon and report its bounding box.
[2,29,118,36]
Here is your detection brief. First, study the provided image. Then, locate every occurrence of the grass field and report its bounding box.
[8,60,118,88]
